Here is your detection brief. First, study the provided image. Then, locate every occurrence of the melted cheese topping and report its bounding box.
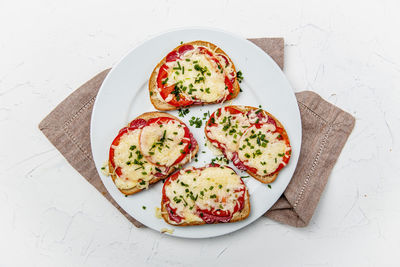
[205,139,223,156]
[160,228,174,234]
[113,129,158,189]
[101,162,111,176]
[164,166,246,224]
[163,46,229,103]
[140,119,186,167]
[155,207,163,219]
[238,124,290,176]
[206,107,251,159]
[247,109,270,124]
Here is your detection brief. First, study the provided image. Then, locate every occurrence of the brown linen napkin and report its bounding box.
[39,38,355,228]
[264,91,355,226]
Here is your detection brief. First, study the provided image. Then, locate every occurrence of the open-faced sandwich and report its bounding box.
[205,105,291,184]
[108,112,199,195]
[161,164,250,226]
[149,41,240,110]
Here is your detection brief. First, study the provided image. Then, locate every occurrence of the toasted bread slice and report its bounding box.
[161,165,250,226]
[242,106,290,184]
[109,112,199,195]
[149,40,240,111]
[205,105,291,184]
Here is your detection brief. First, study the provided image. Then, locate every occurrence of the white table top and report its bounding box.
[1,0,399,266]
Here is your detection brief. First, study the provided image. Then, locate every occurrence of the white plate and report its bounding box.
[91,28,301,238]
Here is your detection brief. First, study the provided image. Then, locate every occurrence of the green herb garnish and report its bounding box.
[237,70,244,83]
[189,116,202,128]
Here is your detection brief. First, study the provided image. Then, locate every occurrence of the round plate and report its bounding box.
[91,28,301,238]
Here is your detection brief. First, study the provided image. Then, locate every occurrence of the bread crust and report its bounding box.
[109,111,199,195]
[149,40,240,111]
[205,105,290,184]
[161,183,250,226]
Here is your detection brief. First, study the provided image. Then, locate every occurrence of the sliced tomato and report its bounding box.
[207,114,218,127]
[205,106,246,161]
[271,127,291,174]
[248,110,277,128]
[162,171,184,223]
[129,118,147,128]
[109,119,147,178]
[217,54,237,84]
[196,210,232,224]
[197,46,214,57]
[240,127,291,177]
[267,116,277,127]
[156,64,169,89]
[224,106,243,115]
[206,106,244,128]
[198,48,235,101]
[218,54,229,67]
[141,117,191,167]
[207,162,220,168]
[188,132,198,152]
[222,76,235,101]
[166,44,194,62]
[156,64,194,107]
[166,51,179,62]
[231,152,248,171]
[178,44,194,55]
[159,82,194,107]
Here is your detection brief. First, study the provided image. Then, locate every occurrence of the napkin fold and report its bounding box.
[39,38,355,228]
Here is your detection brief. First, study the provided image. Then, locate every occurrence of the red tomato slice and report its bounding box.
[166,44,194,62]
[224,106,243,115]
[231,152,248,171]
[178,44,194,55]
[156,64,194,107]
[159,82,194,107]
[109,119,147,178]
[156,64,169,89]
[222,76,235,101]
[166,51,179,62]
[240,127,291,176]
[218,54,229,67]
[206,106,244,127]
[197,48,235,101]
[188,132,198,153]
[197,46,214,57]
[205,106,246,162]
[248,109,277,128]
[129,118,147,128]
[196,210,232,223]
[141,117,191,167]
[162,172,184,223]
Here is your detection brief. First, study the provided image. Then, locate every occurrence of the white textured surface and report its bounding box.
[1,0,399,266]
